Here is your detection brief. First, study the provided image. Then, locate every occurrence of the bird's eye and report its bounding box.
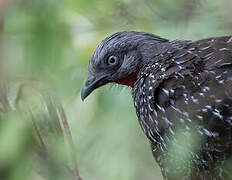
[107,56,118,65]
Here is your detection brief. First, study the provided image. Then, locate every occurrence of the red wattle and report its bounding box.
[115,72,138,88]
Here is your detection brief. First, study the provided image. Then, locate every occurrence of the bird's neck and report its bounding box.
[115,71,139,87]
[115,40,169,87]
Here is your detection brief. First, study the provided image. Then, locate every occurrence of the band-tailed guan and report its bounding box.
[81,31,232,180]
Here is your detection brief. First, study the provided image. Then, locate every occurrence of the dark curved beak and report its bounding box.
[81,74,108,101]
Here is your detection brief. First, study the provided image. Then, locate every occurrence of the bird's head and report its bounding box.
[81,31,168,101]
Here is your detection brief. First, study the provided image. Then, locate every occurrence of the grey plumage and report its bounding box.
[81,31,232,180]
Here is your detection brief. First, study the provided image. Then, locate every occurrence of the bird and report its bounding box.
[81,31,232,180]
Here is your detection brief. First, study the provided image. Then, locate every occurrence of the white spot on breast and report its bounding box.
[205,86,210,91]
[215,99,223,103]
[162,117,173,126]
[179,118,185,123]
[196,115,203,120]
[134,101,137,107]
[169,127,175,135]
[177,65,184,69]
[200,46,210,50]
[220,48,228,52]
[216,75,222,79]
[153,110,158,118]
[148,114,154,123]
[199,93,204,96]
[170,105,182,114]
[191,96,199,104]
[202,128,219,137]
[212,111,223,119]
[183,112,189,117]
[162,88,169,96]
[185,125,190,131]
[157,104,165,113]
[160,74,166,79]
[161,68,166,72]
[204,52,214,58]
[202,108,208,113]
[218,79,224,84]
[226,37,232,43]
[188,47,195,51]
[193,99,199,104]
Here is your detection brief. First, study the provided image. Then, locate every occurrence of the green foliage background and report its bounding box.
[0,0,231,179]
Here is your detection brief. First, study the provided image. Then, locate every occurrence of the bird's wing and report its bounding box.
[133,36,232,179]
[134,36,232,150]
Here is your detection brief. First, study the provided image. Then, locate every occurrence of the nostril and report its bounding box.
[85,76,95,86]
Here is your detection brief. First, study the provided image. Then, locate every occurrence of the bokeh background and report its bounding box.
[0,0,232,180]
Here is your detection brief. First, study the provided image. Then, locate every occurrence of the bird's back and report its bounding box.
[132,36,232,179]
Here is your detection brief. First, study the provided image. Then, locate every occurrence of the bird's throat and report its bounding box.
[115,71,138,88]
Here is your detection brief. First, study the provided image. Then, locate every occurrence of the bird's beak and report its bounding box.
[81,74,108,101]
